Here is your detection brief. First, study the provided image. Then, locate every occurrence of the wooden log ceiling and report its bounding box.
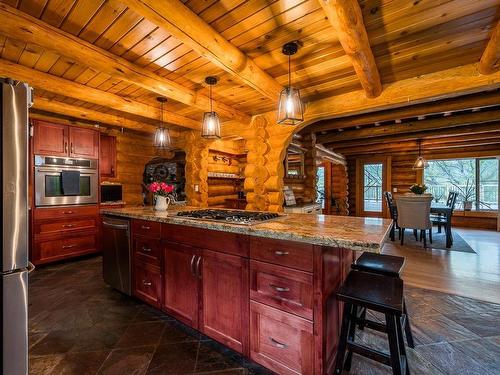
[0,0,499,138]
[479,20,500,74]
[318,0,382,98]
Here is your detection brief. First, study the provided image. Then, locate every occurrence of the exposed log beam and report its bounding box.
[308,90,500,133]
[333,138,500,155]
[0,2,249,123]
[33,96,182,137]
[121,0,283,100]
[303,63,500,127]
[318,0,382,98]
[0,58,200,130]
[479,20,500,75]
[323,122,500,148]
[316,108,500,144]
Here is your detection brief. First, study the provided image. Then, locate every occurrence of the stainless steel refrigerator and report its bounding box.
[1,78,33,375]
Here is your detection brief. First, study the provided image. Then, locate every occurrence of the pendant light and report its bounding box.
[154,97,171,148]
[277,41,304,125]
[413,139,429,170]
[202,76,221,139]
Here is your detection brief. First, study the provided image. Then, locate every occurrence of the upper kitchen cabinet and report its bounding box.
[99,134,117,178]
[32,120,99,159]
[33,121,68,157]
[69,127,99,159]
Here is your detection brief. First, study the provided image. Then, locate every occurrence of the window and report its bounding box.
[316,165,325,209]
[363,163,383,212]
[424,158,499,210]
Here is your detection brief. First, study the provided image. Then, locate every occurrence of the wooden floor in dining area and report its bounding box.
[383,227,500,304]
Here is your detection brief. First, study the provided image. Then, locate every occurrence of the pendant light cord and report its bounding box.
[288,54,291,89]
[210,84,213,113]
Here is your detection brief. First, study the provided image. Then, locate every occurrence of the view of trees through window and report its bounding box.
[424,158,499,210]
[316,166,325,209]
[364,163,383,212]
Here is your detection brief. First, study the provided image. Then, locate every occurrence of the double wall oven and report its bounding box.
[34,154,98,207]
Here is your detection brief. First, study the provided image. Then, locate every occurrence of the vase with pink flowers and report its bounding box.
[148,181,174,211]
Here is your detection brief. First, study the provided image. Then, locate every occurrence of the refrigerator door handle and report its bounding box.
[27,261,35,273]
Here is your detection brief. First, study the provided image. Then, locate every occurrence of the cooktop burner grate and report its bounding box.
[176,209,280,225]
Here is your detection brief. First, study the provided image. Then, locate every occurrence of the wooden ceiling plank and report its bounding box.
[122,0,283,100]
[59,0,106,35]
[40,0,77,28]
[318,0,382,98]
[316,108,500,144]
[0,2,249,123]
[0,57,200,130]
[479,20,500,75]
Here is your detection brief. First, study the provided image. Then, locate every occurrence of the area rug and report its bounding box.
[398,230,476,254]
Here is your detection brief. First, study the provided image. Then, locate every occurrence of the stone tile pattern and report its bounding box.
[29,256,500,375]
[102,206,391,252]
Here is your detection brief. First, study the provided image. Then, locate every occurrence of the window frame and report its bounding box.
[424,157,499,212]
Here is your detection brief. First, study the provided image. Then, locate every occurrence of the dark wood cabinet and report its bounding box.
[32,120,99,159]
[33,121,68,156]
[69,127,99,159]
[201,249,249,354]
[99,134,116,177]
[163,243,201,327]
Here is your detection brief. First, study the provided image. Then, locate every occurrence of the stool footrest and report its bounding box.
[347,341,391,366]
[357,318,387,333]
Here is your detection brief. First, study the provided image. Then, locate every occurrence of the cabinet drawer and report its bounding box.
[35,234,98,262]
[132,219,161,239]
[133,260,162,308]
[250,301,314,375]
[250,261,313,320]
[36,218,97,235]
[250,237,313,272]
[133,236,161,266]
[34,205,99,220]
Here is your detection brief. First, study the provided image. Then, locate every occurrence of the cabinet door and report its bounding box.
[200,249,249,355]
[33,121,68,156]
[163,243,200,328]
[99,134,116,177]
[133,260,162,308]
[69,127,99,159]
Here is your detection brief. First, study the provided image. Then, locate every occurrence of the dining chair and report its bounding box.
[384,191,400,241]
[396,195,433,248]
[431,191,458,244]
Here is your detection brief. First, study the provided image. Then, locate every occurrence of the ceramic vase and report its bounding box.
[154,195,170,211]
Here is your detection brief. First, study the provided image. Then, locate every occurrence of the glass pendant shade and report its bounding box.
[202,111,221,138]
[413,156,429,170]
[153,126,171,148]
[413,140,428,170]
[154,97,171,148]
[277,86,304,125]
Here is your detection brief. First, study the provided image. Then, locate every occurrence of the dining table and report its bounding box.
[430,202,454,248]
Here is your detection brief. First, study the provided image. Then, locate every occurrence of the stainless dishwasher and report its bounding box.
[102,215,131,295]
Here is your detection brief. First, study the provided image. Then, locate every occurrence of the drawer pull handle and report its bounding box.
[269,337,288,349]
[62,211,74,214]
[141,247,152,253]
[270,284,290,293]
[142,280,152,286]
[141,225,151,230]
[62,244,76,249]
[62,224,74,228]
[274,251,289,256]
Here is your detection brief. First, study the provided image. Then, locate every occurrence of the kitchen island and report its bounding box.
[101,206,391,375]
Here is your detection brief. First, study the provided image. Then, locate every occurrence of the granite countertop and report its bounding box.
[101,206,392,252]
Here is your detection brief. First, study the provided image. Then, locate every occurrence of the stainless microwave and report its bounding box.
[34,155,98,207]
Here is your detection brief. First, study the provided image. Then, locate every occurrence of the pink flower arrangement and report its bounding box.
[148,181,174,197]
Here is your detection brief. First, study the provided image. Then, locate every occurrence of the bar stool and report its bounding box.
[351,252,414,348]
[335,270,410,375]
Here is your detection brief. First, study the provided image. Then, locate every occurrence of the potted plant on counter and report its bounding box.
[149,181,174,211]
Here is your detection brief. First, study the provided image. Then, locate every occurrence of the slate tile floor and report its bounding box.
[29,256,500,374]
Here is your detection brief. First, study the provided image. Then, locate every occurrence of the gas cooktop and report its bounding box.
[176,209,280,225]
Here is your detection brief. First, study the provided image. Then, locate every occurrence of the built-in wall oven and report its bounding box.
[34,155,98,207]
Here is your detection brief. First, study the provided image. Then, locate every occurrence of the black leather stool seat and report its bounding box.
[338,270,404,315]
[335,271,410,375]
[352,252,405,277]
